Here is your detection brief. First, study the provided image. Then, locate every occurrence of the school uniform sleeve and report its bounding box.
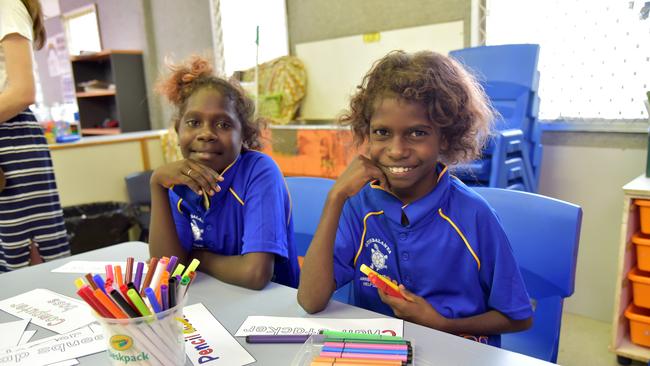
[332,199,362,289]
[240,156,291,259]
[0,0,33,41]
[168,190,193,252]
[477,206,534,320]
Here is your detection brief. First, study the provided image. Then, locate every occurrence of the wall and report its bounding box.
[141,0,213,130]
[34,0,213,130]
[538,131,647,322]
[35,0,147,106]
[286,0,472,53]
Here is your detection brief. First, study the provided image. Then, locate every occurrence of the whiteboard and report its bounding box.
[295,21,464,120]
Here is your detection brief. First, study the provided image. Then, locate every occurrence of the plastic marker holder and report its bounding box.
[359,264,405,299]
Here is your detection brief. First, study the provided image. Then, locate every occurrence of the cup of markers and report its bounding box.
[73,256,200,366]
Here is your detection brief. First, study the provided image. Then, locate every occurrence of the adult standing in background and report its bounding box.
[0,0,69,272]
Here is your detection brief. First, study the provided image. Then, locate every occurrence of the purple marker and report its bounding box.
[161,284,169,311]
[166,256,178,273]
[245,335,311,344]
[133,262,144,292]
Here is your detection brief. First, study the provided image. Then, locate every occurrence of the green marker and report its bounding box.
[320,330,403,341]
[171,263,185,277]
[127,288,152,317]
[181,275,191,285]
[182,259,200,277]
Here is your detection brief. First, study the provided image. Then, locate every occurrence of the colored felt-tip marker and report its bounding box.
[125,257,134,284]
[182,258,200,277]
[171,263,185,277]
[105,264,114,282]
[246,335,311,343]
[126,288,152,317]
[133,261,144,291]
[360,264,405,299]
[145,287,162,314]
[320,330,403,341]
[93,274,107,294]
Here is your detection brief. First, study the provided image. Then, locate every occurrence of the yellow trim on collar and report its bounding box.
[353,211,385,266]
[229,188,244,206]
[438,208,480,270]
[176,198,184,214]
[220,158,237,176]
[437,165,448,183]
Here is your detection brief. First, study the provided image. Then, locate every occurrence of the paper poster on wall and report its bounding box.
[45,33,70,77]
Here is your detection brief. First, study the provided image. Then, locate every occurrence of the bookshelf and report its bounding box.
[70,50,150,136]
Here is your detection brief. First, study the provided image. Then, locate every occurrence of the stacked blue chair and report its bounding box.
[449,44,542,192]
[285,176,351,303]
[473,187,582,362]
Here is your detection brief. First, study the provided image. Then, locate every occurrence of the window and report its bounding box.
[62,5,102,56]
[486,0,650,120]
[218,0,289,76]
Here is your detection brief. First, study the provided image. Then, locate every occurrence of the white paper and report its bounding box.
[0,289,94,334]
[182,303,255,366]
[0,320,30,348]
[51,261,147,276]
[235,316,404,337]
[47,360,78,366]
[0,324,104,366]
[16,330,35,346]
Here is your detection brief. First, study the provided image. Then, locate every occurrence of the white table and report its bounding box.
[0,242,554,365]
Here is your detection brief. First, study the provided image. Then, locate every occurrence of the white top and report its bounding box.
[0,0,33,92]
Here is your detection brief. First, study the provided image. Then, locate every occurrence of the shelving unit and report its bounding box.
[611,175,650,364]
[70,50,150,136]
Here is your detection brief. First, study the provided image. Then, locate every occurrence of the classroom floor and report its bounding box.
[557,312,645,366]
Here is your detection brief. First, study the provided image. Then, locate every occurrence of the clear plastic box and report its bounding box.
[291,334,423,366]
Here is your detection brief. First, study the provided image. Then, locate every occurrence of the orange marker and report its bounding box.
[155,271,170,302]
[360,264,405,299]
[93,288,127,318]
[140,257,158,295]
[311,357,403,365]
[114,265,124,287]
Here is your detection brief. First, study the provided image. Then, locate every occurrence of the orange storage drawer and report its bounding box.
[635,200,650,235]
[625,304,650,347]
[633,233,650,272]
[628,267,650,309]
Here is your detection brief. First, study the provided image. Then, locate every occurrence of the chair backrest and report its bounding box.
[449,44,540,91]
[473,187,582,363]
[125,170,154,206]
[285,176,336,257]
[473,187,582,297]
[285,176,352,303]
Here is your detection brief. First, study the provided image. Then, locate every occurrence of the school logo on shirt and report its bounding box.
[190,214,204,242]
[365,237,391,271]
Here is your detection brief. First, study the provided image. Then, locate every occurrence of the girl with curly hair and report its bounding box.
[298,50,532,347]
[149,55,299,289]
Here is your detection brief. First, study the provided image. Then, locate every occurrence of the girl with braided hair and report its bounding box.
[149,55,299,289]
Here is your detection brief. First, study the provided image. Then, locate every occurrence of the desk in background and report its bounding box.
[0,242,554,365]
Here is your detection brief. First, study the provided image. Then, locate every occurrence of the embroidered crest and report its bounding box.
[190,214,204,242]
[370,243,388,271]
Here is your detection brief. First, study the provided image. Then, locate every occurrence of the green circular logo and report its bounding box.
[110,335,133,351]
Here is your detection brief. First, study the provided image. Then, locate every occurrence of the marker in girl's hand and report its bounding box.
[360,264,405,299]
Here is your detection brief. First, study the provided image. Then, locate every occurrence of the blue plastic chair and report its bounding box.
[449,44,541,191]
[473,187,582,363]
[285,177,351,303]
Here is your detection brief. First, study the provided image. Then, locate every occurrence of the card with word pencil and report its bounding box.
[72,256,200,366]
[291,330,415,366]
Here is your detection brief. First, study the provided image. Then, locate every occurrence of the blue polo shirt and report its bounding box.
[332,164,532,347]
[168,150,299,288]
